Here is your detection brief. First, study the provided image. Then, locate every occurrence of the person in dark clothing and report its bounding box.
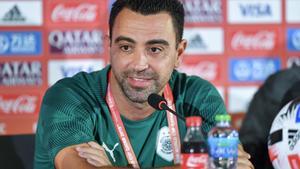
[280,81,300,108]
[239,66,300,169]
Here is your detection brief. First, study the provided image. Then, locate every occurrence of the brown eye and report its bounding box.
[149,47,162,53]
[120,45,131,51]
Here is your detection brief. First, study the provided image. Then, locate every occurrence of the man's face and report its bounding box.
[110,8,185,103]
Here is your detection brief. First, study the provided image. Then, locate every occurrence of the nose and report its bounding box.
[132,50,149,71]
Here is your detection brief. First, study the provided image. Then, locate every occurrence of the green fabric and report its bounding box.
[34,65,226,169]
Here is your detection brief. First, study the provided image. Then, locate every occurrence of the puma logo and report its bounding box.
[102,142,119,162]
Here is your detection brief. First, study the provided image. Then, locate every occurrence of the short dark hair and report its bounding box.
[109,0,184,46]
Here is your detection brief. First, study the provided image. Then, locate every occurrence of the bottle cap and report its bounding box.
[186,116,202,127]
[215,114,231,122]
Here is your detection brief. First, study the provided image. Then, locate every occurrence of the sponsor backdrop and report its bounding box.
[0,0,299,135]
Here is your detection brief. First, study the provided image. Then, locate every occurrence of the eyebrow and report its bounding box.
[114,36,136,44]
[114,36,169,46]
[146,39,170,46]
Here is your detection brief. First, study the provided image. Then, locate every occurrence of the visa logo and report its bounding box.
[240,4,271,17]
[287,29,300,51]
[48,59,104,86]
[229,57,280,82]
[61,66,94,77]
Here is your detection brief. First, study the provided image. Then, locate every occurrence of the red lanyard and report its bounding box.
[106,76,181,168]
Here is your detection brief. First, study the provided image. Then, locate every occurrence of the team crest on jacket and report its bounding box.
[156,126,173,161]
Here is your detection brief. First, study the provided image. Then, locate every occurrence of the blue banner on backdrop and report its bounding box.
[0,31,42,56]
[229,57,281,82]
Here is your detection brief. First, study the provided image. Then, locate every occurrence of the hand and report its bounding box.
[237,144,254,169]
[75,141,112,167]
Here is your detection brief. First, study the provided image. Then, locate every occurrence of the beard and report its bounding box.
[113,69,163,103]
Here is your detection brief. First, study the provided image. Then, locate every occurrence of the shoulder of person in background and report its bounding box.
[280,80,300,108]
[239,66,300,169]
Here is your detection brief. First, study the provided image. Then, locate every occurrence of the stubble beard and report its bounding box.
[115,70,162,104]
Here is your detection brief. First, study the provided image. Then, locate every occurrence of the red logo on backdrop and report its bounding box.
[232,31,275,50]
[178,61,220,82]
[46,0,107,26]
[52,3,98,22]
[229,28,280,53]
[0,94,41,116]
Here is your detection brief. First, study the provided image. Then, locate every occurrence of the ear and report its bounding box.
[175,39,187,68]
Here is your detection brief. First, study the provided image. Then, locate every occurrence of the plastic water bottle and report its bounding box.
[208,114,239,169]
[181,116,209,169]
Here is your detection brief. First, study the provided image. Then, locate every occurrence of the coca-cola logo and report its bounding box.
[178,62,218,81]
[186,155,208,168]
[231,31,276,50]
[0,95,38,114]
[51,3,98,22]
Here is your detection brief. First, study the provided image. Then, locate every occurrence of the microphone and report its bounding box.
[148,93,185,121]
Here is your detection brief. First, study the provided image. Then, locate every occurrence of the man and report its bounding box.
[34,0,253,168]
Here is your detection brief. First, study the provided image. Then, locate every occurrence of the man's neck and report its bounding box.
[109,74,155,121]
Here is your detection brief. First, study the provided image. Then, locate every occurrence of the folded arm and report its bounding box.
[55,142,113,169]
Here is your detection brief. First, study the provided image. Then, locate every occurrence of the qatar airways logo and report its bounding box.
[0,61,42,86]
[51,3,98,23]
[231,30,276,51]
[183,0,222,23]
[0,95,37,115]
[48,29,103,55]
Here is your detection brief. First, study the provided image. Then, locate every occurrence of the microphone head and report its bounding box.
[147,93,167,110]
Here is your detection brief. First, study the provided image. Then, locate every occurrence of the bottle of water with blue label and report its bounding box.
[208,114,239,169]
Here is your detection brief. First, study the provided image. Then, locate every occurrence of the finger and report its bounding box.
[238,150,251,159]
[88,141,103,150]
[86,158,101,167]
[78,151,111,165]
[238,144,244,150]
[238,146,251,159]
[237,162,255,169]
[76,146,110,161]
[76,146,105,156]
[86,159,106,167]
[237,158,254,169]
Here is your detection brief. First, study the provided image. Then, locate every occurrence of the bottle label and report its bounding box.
[181,153,208,169]
[208,137,238,158]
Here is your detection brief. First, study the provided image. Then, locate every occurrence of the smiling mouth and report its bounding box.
[131,76,151,80]
[127,77,153,88]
